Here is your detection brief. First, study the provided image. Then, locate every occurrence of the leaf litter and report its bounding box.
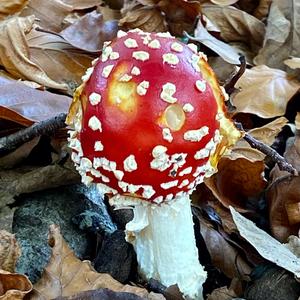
[1,0,300,299]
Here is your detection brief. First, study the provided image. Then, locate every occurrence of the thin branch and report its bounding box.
[234,121,298,176]
[0,113,67,156]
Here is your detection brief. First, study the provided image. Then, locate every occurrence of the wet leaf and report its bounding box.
[232,65,300,118]
[254,0,300,73]
[60,10,118,52]
[192,18,241,64]
[0,80,71,126]
[0,0,28,20]
[202,5,266,54]
[0,231,21,272]
[0,270,32,300]
[28,224,164,299]
[230,206,300,277]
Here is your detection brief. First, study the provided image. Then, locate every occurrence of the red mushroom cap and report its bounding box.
[67,29,240,203]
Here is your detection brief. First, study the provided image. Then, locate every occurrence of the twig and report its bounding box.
[236,123,298,176]
[0,113,67,156]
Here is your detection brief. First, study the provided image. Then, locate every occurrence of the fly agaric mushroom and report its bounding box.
[67,29,241,299]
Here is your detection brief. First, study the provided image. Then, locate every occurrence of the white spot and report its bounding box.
[91,57,99,65]
[93,157,116,171]
[195,80,206,92]
[142,185,156,199]
[220,86,229,101]
[103,41,111,47]
[193,165,207,177]
[137,80,149,96]
[184,126,209,142]
[171,42,183,52]
[80,157,93,171]
[190,54,200,72]
[114,170,124,181]
[102,65,114,78]
[153,196,163,204]
[163,53,179,65]
[157,32,172,38]
[179,166,193,176]
[165,194,174,201]
[188,43,197,53]
[129,28,143,34]
[131,66,141,76]
[160,82,177,103]
[162,128,173,142]
[89,92,101,105]
[161,180,178,189]
[118,181,128,192]
[124,155,138,172]
[183,103,194,112]
[110,52,119,60]
[88,116,102,131]
[117,30,127,38]
[96,183,117,195]
[127,184,141,193]
[188,181,196,190]
[71,152,80,164]
[69,138,82,155]
[148,39,161,49]
[94,141,104,151]
[214,130,222,143]
[150,153,171,171]
[81,67,93,82]
[142,35,152,45]
[68,130,77,139]
[90,168,101,178]
[178,179,189,188]
[119,74,132,82]
[82,174,93,186]
[124,38,138,48]
[194,148,210,160]
[132,51,150,61]
[152,145,167,157]
[101,46,113,62]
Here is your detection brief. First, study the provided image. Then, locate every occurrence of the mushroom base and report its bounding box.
[124,194,207,300]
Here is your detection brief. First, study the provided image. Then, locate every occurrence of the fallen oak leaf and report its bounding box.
[28,224,164,300]
[0,16,68,91]
[0,270,32,300]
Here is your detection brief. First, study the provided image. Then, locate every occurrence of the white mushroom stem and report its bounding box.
[116,194,207,299]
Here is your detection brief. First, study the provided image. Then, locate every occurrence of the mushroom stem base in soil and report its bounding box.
[111,194,207,300]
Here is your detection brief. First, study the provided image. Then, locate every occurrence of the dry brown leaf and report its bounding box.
[194,208,252,279]
[267,129,300,242]
[254,0,300,73]
[205,156,266,211]
[0,79,71,126]
[232,65,300,118]
[0,0,28,20]
[230,206,300,277]
[28,224,164,300]
[120,0,167,33]
[0,16,68,90]
[60,10,118,52]
[253,0,272,20]
[20,0,101,32]
[202,5,265,54]
[0,231,21,273]
[192,18,241,64]
[0,270,32,300]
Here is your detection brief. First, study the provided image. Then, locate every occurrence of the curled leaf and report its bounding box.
[0,270,32,300]
[0,0,29,20]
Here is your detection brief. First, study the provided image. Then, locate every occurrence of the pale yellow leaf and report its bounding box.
[232,65,300,118]
[284,57,300,69]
